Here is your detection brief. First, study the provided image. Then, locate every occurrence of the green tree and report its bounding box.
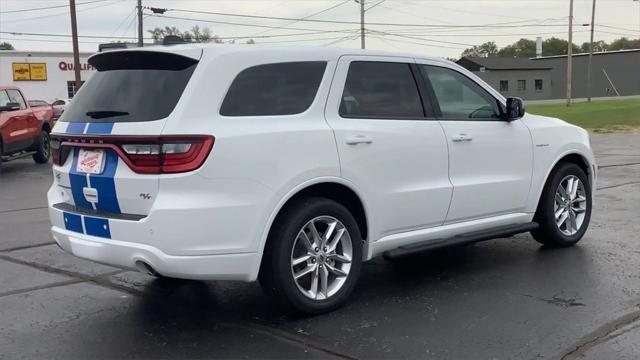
[496,38,536,58]
[608,37,640,51]
[580,40,609,53]
[460,41,499,58]
[148,26,225,44]
[541,37,580,56]
[0,42,15,50]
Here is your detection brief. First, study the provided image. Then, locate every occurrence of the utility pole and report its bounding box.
[137,0,143,47]
[359,0,365,49]
[587,0,596,102]
[635,0,640,37]
[69,0,82,96]
[566,0,574,106]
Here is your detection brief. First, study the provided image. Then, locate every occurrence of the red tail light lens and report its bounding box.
[50,135,214,174]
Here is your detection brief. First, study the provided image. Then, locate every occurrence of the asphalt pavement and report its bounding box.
[1,133,639,360]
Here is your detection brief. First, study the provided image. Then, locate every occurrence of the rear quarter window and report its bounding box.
[220,61,327,117]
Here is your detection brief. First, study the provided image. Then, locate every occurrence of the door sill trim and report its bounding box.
[383,222,538,259]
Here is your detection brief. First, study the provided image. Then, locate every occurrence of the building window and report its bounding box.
[535,79,543,92]
[66,80,85,98]
[499,80,509,92]
[517,80,526,91]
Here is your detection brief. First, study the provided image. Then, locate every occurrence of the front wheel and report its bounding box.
[259,197,362,314]
[32,130,50,164]
[531,162,592,247]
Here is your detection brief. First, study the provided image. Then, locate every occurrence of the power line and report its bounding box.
[250,0,350,37]
[0,0,109,14]
[0,0,123,24]
[0,31,153,40]
[160,7,576,29]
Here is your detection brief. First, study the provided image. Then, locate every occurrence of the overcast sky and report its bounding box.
[1,0,638,58]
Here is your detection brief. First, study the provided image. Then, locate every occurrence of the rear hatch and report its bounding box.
[50,49,210,218]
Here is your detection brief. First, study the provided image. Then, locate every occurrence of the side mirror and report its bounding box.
[0,102,21,112]
[504,97,525,121]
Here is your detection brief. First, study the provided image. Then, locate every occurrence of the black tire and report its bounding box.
[32,130,50,164]
[531,162,592,247]
[259,197,363,314]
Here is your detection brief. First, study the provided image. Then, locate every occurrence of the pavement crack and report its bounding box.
[598,162,640,169]
[0,279,85,298]
[517,293,586,308]
[0,205,48,214]
[597,181,640,191]
[558,307,640,360]
[0,242,55,253]
[232,321,361,360]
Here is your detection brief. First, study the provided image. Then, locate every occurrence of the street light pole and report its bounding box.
[69,0,82,96]
[587,0,596,102]
[566,0,574,107]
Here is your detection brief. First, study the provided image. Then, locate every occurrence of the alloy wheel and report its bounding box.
[290,216,353,300]
[554,175,587,236]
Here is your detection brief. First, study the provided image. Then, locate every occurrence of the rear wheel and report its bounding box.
[531,162,592,247]
[32,130,50,164]
[260,197,362,314]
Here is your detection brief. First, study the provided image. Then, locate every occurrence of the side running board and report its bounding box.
[383,222,539,259]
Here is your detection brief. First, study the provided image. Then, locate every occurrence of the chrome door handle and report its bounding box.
[346,135,373,145]
[451,133,472,142]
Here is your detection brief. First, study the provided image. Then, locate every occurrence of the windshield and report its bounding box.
[60,51,198,123]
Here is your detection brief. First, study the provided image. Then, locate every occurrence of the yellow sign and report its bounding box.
[12,63,30,81]
[29,63,47,81]
[12,63,47,81]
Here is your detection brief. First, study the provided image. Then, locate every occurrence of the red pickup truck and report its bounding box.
[0,86,53,171]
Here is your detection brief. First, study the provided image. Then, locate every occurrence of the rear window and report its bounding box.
[60,51,198,123]
[220,61,327,116]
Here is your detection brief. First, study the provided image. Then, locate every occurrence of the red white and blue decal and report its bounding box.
[62,122,119,239]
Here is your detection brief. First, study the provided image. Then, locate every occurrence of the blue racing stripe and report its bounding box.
[86,122,114,135]
[63,212,83,233]
[69,148,93,210]
[84,216,111,238]
[90,150,121,214]
[66,122,86,134]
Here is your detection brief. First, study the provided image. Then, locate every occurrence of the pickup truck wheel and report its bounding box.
[531,162,592,247]
[260,197,362,314]
[32,130,50,164]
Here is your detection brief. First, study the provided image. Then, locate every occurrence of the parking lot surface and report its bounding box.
[1,133,639,360]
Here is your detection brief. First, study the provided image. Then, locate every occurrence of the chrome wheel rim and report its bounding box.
[42,133,50,158]
[290,216,353,300]
[554,175,587,236]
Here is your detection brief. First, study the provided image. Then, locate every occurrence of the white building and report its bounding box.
[0,50,96,102]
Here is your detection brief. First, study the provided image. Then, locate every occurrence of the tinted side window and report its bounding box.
[6,90,27,110]
[220,62,327,116]
[340,61,423,119]
[0,91,10,107]
[421,66,500,120]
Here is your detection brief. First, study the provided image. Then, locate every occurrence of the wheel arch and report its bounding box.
[257,178,369,259]
[533,151,594,216]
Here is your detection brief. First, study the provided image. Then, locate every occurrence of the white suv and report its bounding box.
[48,45,595,313]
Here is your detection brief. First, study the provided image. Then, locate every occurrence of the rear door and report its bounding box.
[51,50,201,218]
[324,56,452,242]
[415,62,533,222]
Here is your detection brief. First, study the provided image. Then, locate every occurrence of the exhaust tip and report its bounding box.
[135,260,160,277]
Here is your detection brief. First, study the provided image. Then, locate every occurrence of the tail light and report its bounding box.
[50,135,214,174]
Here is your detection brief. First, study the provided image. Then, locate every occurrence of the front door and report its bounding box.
[324,56,453,242]
[416,63,533,222]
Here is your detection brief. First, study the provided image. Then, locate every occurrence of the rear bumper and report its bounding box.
[51,226,261,281]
